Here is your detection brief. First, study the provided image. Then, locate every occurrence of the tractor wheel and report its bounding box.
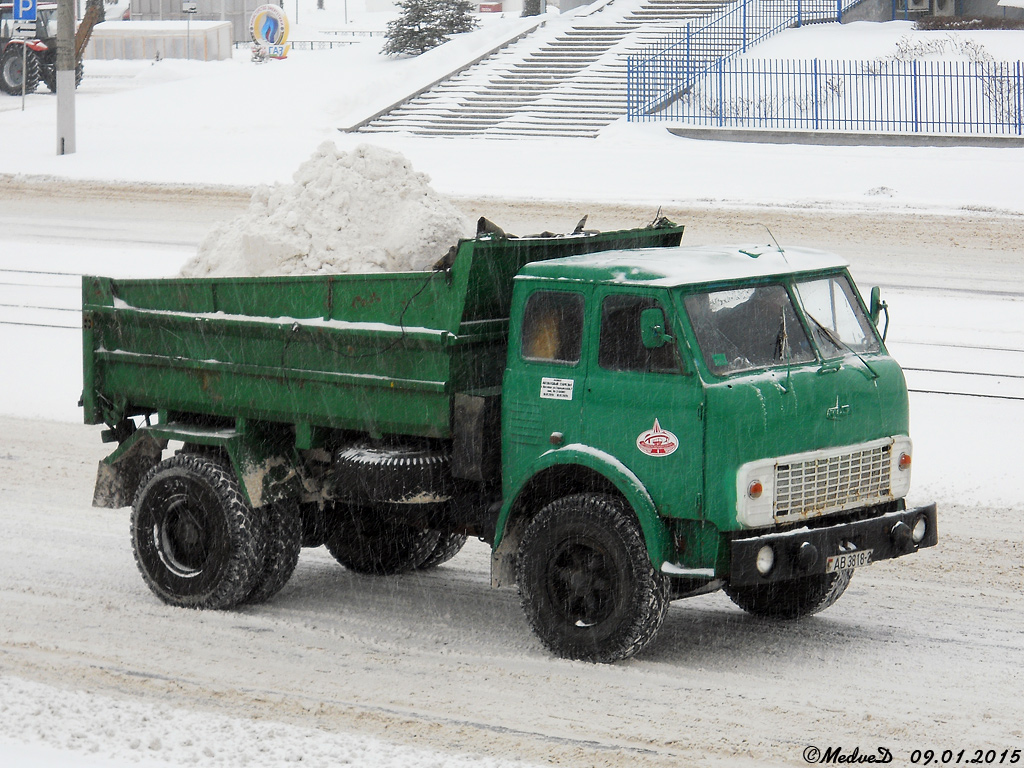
[516,493,669,663]
[131,454,265,609]
[724,569,853,619]
[0,46,41,95]
[41,58,83,93]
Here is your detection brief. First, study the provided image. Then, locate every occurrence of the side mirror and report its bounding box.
[640,307,673,349]
[869,286,889,342]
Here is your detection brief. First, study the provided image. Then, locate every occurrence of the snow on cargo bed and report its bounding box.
[180,143,473,278]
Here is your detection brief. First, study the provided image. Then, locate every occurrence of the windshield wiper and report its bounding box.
[805,312,878,381]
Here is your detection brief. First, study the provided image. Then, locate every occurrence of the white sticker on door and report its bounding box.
[540,377,574,400]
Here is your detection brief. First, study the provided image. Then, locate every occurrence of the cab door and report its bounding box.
[580,289,705,520]
[502,285,592,497]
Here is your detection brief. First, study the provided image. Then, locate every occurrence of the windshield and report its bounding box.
[794,275,880,357]
[683,284,816,376]
[38,9,56,38]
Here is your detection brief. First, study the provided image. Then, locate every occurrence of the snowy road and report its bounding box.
[1,415,1022,767]
[1,185,1024,766]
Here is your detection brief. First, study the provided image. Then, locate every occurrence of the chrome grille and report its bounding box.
[775,444,892,521]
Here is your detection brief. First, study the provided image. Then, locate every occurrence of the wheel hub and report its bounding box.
[154,496,208,577]
[549,541,616,626]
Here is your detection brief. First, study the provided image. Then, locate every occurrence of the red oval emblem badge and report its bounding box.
[636,419,678,457]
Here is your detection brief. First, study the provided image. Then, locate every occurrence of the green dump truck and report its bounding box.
[82,218,937,662]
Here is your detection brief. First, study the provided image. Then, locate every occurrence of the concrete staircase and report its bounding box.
[354,0,734,139]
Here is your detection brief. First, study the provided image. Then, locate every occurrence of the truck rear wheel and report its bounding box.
[516,493,669,663]
[242,501,301,605]
[416,531,468,570]
[324,503,440,575]
[131,454,264,609]
[0,46,41,95]
[724,570,853,619]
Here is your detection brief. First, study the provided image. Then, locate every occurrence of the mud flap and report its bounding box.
[93,431,167,508]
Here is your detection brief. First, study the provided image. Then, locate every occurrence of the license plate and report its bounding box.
[826,549,873,572]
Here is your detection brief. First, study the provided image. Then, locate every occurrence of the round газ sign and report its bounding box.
[250,4,290,59]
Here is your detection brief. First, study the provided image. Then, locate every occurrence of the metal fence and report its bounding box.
[627,0,866,118]
[648,58,1024,135]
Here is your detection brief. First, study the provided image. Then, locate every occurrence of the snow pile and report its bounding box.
[0,675,538,768]
[180,142,473,277]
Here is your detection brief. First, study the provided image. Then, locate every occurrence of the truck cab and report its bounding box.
[493,244,935,661]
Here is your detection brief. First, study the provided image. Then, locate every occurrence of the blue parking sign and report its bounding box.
[14,0,37,22]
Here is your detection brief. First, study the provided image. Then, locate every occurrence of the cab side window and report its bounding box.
[521,291,584,364]
[598,295,680,374]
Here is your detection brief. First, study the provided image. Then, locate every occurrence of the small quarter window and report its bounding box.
[521,291,584,364]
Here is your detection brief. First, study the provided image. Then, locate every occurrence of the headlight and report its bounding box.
[756,545,775,575]
[911,515,928,544]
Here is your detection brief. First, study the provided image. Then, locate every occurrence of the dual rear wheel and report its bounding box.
[131,452,465,609]
[131,454,300,609]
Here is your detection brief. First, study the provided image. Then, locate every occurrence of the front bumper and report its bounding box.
[729,504,937,587]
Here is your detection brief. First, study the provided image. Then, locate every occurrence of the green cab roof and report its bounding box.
[515,244,849,288]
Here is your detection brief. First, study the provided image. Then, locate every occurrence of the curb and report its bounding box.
[666,126,1024,148]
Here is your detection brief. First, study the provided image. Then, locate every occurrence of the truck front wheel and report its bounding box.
[516,493,669,663]
[724,569,853,619]
[131,454,264,609]
[324,503,440,575]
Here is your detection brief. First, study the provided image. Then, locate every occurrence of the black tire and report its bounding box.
[40,57,82,93]
[0,46,41,95]
[724,570,853,619]
[416,531,468,570]
[324,503,440,575]
[41,59,54,93]
[516,493,669,663]
[242,501,301,605]
[131,454,264,609]
[332,442,451,504]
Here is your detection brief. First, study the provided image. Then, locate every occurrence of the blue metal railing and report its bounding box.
[650,58,1024,135]
[627,0,865,119]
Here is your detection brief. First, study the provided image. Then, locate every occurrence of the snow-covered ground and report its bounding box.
[2,6,1024,767]
[0,6,1022,212]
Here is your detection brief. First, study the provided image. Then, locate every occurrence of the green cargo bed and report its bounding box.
[82,222,684,440]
